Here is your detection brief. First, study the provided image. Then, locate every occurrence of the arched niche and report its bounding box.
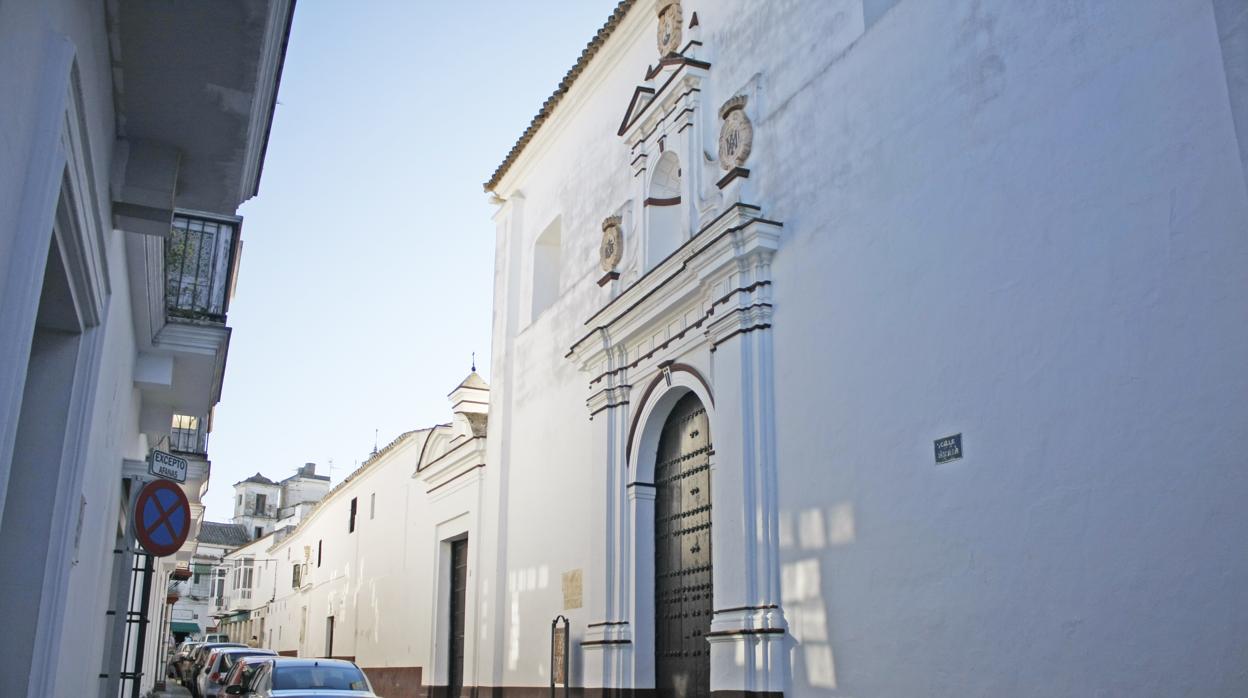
[645,151,683,270]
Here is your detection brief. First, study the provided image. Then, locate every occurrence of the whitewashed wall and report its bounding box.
[486,0,1248,696]
[0,2,149,697]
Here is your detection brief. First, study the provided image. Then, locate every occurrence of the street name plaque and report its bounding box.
[935,434,963,464]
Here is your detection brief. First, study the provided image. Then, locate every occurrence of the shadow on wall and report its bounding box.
[507,565,551,674]
[777,502,857,690]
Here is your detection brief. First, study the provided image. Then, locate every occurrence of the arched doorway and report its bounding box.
[653,391,712,697]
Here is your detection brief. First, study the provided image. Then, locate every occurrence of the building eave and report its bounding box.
[483,0,637,193]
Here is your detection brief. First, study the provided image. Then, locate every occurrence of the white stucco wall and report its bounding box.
[485,1,1248,696]
[268,434,426,662]
[1,2,289,695]
[0,2,153,697]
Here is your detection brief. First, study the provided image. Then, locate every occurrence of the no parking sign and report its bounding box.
[133,479,191,557]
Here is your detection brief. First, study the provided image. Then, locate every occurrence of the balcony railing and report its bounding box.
[169,413,209,456]
[166,212,240,323]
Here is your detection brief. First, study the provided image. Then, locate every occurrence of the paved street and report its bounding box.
[152,684,190,698]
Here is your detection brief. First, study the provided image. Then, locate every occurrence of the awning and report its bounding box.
[170,621,200,634]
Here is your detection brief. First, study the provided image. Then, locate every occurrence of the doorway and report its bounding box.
[447,537,468,698]
[653,392,712,697]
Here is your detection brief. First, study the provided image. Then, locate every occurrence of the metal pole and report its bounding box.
[129,552,155,698]
[103,476,141,698]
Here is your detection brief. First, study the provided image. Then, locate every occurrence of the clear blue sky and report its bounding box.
[206,1,619,520]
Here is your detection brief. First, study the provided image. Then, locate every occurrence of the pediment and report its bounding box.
[617,85,656,136]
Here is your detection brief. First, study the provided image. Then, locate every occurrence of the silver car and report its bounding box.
[228,657,377,697]
[198,647,277,697]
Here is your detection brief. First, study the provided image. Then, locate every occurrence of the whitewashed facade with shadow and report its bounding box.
[479,0,1248,696]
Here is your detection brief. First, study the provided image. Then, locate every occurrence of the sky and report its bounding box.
[204,1,620,521]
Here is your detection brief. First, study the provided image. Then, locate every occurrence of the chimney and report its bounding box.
[301,462,316,477]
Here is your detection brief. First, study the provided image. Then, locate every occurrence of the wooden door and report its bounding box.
[654,393,712,697]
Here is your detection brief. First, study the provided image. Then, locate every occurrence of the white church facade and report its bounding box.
[477,0,1248,696]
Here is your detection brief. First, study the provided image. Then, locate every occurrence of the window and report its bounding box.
[170,414,204,454]
[254,526,262,539]
[370,492,375,520]
[530,217,562,320]
[167,213,237,321]
[213,568,226,608]
[237,494,242,507]
[317,540,323,567]
[240,558,254,600]
[349,497,357,533]
[254,493,267,515]
[292,563,302,588]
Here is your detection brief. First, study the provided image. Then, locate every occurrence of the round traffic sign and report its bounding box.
[134,478,191,557]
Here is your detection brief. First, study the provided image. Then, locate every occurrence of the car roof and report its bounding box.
[219,647,277,655]
[269,657,360,668]
[198,643,245,655]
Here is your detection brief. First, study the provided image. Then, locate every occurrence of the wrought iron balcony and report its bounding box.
[165,212,240,323]
[169,413,209,456]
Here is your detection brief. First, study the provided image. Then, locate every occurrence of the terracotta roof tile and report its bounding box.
[197,521,251,548]
[483,0,636,192]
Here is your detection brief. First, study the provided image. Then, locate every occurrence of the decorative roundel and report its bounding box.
[718,97,753,170]
[600,216,623,272]
[657,1,683,56]
[133,478,192,557]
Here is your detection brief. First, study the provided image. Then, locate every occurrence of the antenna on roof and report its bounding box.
[327,458,336,481]
[472,351,477,373]
[372,429,379,456]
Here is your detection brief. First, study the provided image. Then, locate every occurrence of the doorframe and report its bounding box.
[429,513,472,695]
[625,376,718,692]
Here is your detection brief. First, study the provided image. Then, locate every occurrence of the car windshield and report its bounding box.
[272,664,369,691]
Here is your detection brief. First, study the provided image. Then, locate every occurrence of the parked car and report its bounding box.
[186,642,247,697]
[173,642,204,684]
[204,633,231,643]
[198,647,278,698]
[228,657,378,697]
[222,655,278,696]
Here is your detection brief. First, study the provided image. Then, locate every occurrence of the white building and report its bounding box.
[215,531,285,647]
[231,464,332,539]
[215,372,489,698]
[276,462,333,527]
[477,1,1248,697]
[234,473,282,539]
[0,2,293,697]
[169,521,253,640]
